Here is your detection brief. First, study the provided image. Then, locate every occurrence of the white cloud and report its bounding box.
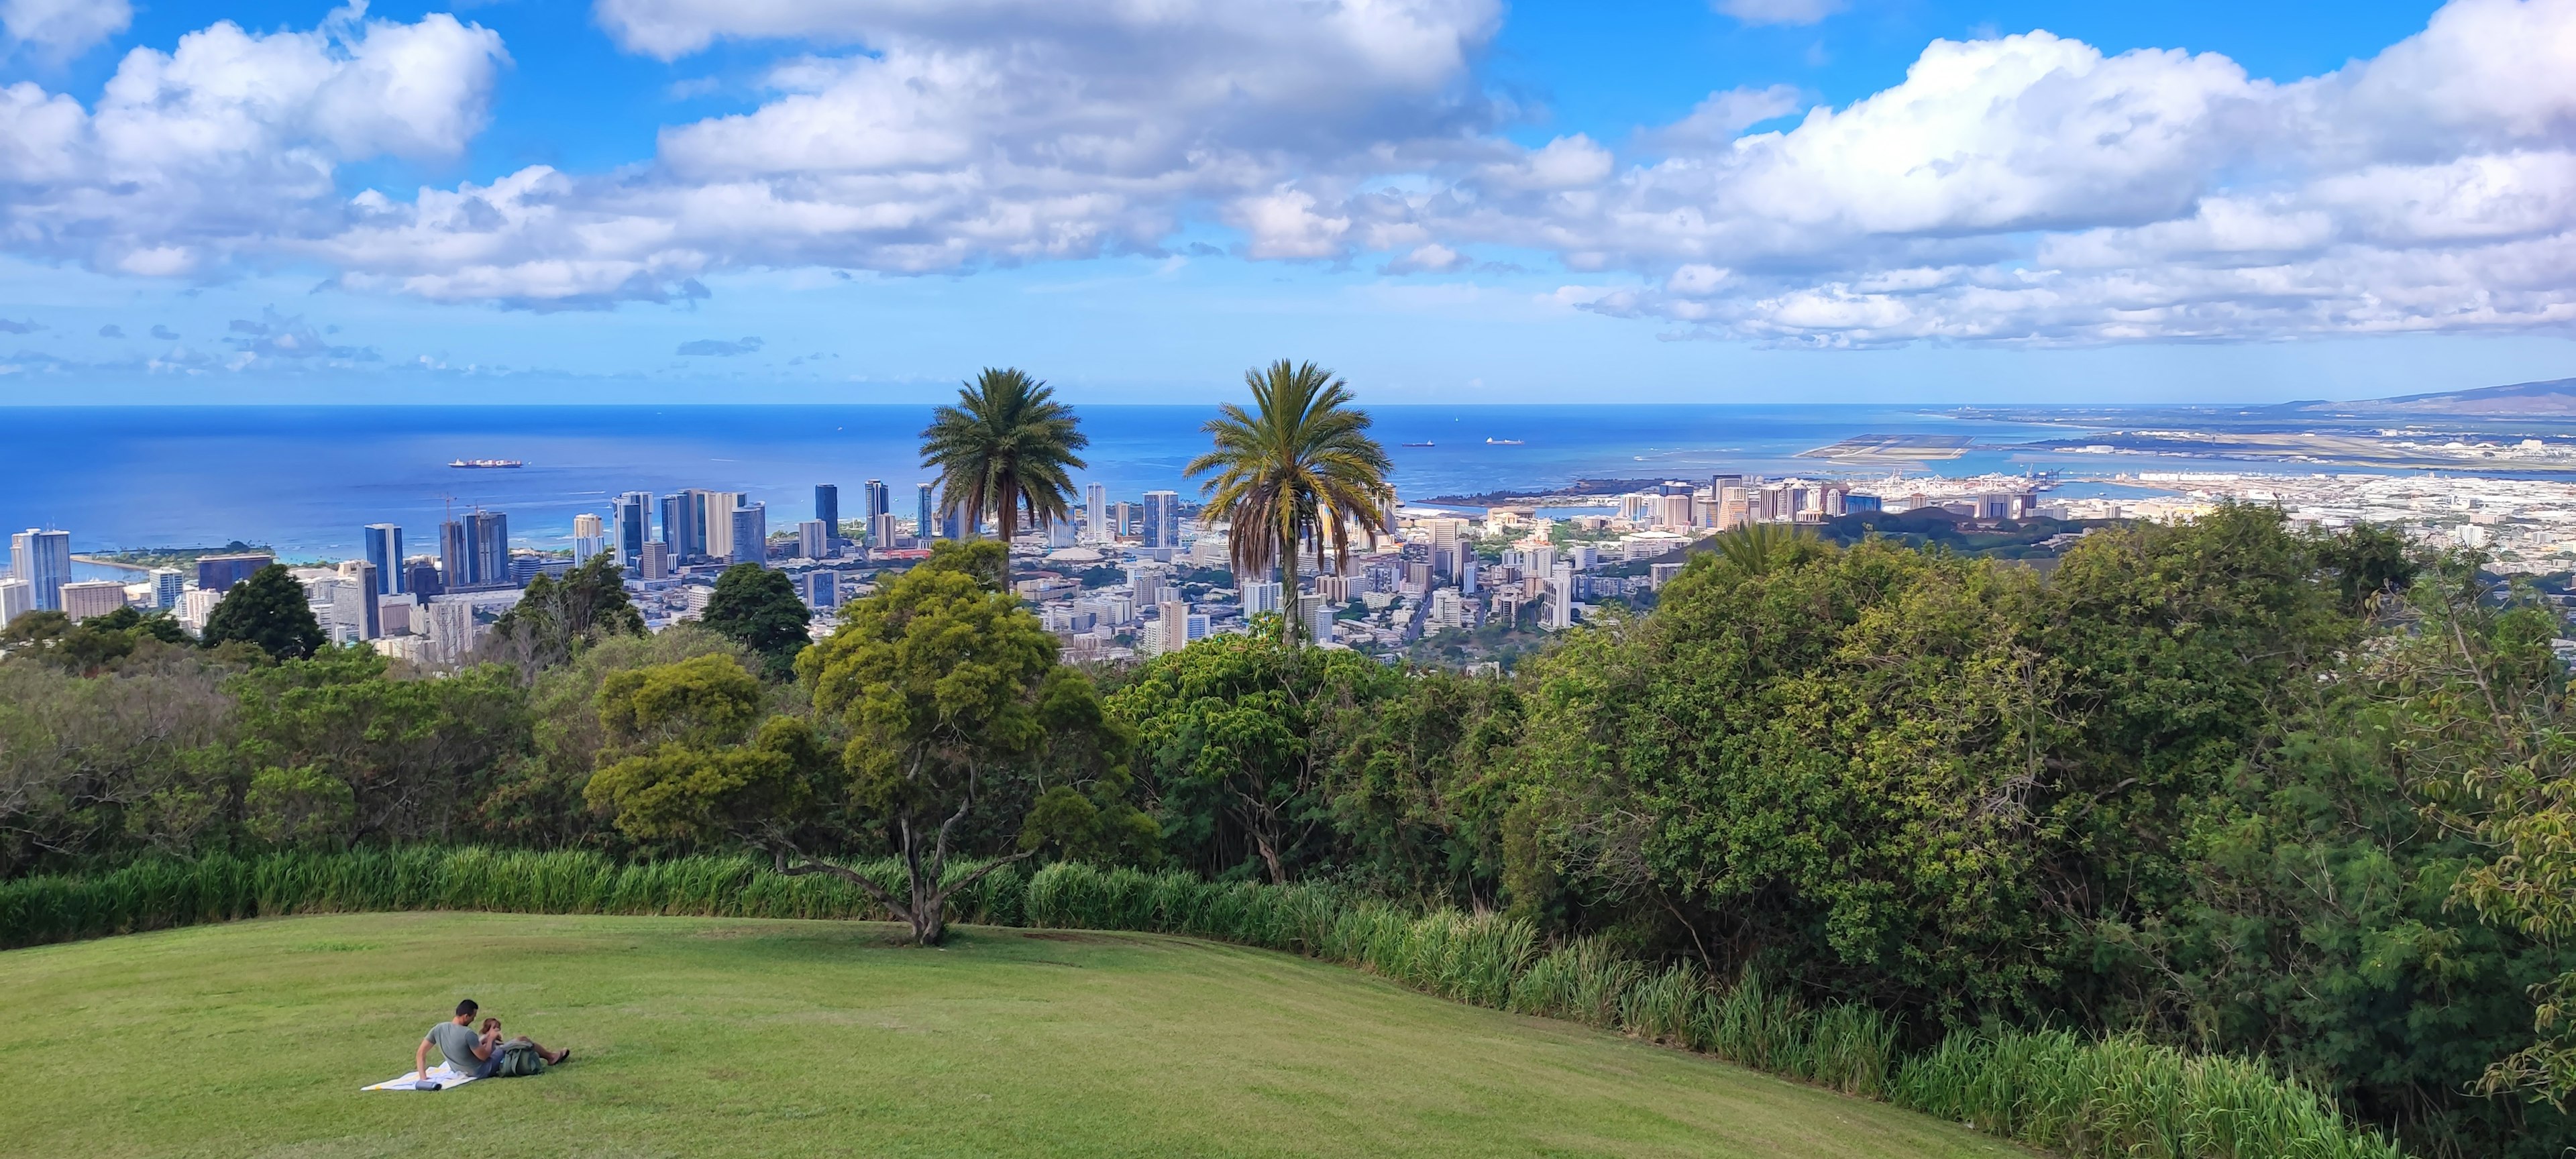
[1,0,2571,349]
[1403,0,2576,344]
[0,5,506,278]
[3,0,130,57]
[1713,0,1846,27]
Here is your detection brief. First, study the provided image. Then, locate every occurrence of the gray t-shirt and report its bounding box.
[425,1022,485,1072]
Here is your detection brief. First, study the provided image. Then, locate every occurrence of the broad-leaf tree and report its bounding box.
[486,555,645,678]
[200,564,325,661]
[1187,360,1393,645]
[792,541,1122,943]
[698,563,811,680]
[918,367,1087,588]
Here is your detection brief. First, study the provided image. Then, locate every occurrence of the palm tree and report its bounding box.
[1711,521,1820,577]
[1187,360,1395,645]
[919,368,1088,590]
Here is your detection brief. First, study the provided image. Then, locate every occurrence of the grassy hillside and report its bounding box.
[0,913,2025,1159]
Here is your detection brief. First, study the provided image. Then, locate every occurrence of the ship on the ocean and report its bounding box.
[1401,440,1436,447]
[448,459,525,469]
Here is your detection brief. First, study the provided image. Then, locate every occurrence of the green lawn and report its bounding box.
[0,913,2028,1158]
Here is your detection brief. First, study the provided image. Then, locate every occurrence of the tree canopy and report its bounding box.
[698,563,810,680]
[199,564,324,661]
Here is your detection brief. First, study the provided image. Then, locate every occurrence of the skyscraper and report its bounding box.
[150,567,183,610]
[659,494,693,559]
[1242,580,1283,618]
[865,480,890,520]
[731,501,768,567]
[335,561,381,639]
[1142,491,1179,549]
[695,491,742,560]
[9,527,70,612]
[798,518,829,561]
[1085,482,1108,544]
[814,484,840,553]
[916,483,935,540]
[362,523,404,595]
[195,552,271,595]
[573,513,605,565]
[639,541,671,580]
[439,519,470,588]
[867,512,900,550]
[615,492,653,567]
[466,510,510,587]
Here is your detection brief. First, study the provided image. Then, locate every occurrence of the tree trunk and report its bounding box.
[1279,540,1301,647]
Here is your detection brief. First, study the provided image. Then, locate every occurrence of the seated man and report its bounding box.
[417,999,570,1082]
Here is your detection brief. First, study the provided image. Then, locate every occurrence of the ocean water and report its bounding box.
[2,403,2192,565]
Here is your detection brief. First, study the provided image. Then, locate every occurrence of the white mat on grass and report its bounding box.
[363,1065,479,1091]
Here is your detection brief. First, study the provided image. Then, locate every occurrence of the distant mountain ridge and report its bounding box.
[2294,376,2576,417]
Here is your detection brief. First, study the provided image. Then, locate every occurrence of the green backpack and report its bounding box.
[492,1042,547,1077]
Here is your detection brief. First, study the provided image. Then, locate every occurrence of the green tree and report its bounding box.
[199,564,325,661]
[793,541,1120,943]
[582,653,825,848]
[698,563,811,680]
[487,555,646,677]
[2401,559,2576,1111]
[1187,360,1393,645]
[1709,522,1821,577]
[919,367,1088,583]
[1111,631,1399,883]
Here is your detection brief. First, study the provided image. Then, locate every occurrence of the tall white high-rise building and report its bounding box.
[0,578,34,627]
[422,600,478,664]
[798,518,830,561]
[867,512,901,551]
[572,512,606,567]
[178,588,223,632]
[1299,594,1335,645]
[1543,563,1574,630]
[1426,518,1468,579]
[639,541,672,581]
[1429,586,1463,631]
[1085,482,1108,543]
[1241,580,1283,618]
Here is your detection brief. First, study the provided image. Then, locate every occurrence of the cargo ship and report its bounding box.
[448,459,525,469]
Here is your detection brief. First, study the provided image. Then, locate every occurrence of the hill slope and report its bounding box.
[2293,376,2576,416]
[0,913,2021,1158]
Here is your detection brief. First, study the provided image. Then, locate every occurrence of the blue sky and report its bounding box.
[0,0,2569,404]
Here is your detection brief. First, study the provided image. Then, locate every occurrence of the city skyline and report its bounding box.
[0,1,2567,405]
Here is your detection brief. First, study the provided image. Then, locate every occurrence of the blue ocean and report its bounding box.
[3,404,2188,567]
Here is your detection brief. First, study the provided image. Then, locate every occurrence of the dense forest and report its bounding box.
[4,509,2574,1157]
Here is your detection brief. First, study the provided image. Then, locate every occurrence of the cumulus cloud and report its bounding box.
[0,317,34,333]
[1401,0,2576,344]
[0,4,506,278]
[676,335,763,355]
[149,324,177,339]
[97,323,122,337]
[1,0,2572,348]
[3,0,131,57]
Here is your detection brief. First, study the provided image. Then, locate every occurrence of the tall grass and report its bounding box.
[1,854,2412,1158]
[0,848,1026,949]
[1890,1028,2406,1159]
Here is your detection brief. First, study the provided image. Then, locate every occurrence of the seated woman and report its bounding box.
[417,999,570,1081]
